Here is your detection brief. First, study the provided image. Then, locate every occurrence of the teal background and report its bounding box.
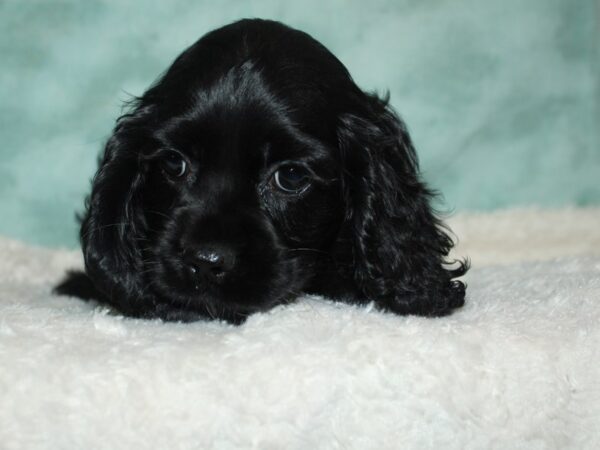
[1,0,599,248]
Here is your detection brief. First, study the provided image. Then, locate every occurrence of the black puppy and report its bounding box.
[56,19,468,324]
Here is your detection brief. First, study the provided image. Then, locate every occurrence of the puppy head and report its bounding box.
[77,19,467,323]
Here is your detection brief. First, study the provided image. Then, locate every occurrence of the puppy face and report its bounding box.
[137,70,345,318]
[58,19,467,323]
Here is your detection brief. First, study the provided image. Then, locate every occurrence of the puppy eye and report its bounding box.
[272,165,311,194]
[160,151,188,178]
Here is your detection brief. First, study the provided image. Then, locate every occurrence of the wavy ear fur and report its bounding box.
[337,93,468,316]
[76,105,153,316]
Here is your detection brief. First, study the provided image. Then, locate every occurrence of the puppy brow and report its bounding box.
[138,146,177,161]
[264,129,332,162]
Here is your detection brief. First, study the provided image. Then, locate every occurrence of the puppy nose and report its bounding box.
[184,246,236,283]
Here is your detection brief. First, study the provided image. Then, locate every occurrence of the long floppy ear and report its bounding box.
[337,93,468,316]
[76,105,153,316]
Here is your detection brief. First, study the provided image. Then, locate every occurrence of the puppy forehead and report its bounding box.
[154,64,334,165]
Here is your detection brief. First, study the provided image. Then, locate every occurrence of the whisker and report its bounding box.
[285,248,330,256]
[146,210,172,221]
[81,222,131,240]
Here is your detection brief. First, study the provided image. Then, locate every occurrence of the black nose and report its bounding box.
[183,246,236,284]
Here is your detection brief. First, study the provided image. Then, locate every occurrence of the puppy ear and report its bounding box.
[79,107,151,315]
[337,94,468,316]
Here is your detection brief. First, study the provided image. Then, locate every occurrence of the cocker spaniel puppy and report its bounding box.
[56,19,468,324]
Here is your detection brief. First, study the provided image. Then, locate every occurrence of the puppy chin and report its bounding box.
[147,281,296,323]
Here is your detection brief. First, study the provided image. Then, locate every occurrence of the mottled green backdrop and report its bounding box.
[1,0,598,248]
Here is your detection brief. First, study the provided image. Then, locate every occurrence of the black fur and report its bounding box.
[55,19,468,324]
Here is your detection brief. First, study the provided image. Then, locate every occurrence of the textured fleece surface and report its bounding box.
[1,0,599,247]
[1,208,599,449]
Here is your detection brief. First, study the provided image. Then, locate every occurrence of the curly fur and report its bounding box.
[55,19,468,324]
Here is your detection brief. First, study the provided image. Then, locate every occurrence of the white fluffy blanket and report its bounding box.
[1,208,599,449]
